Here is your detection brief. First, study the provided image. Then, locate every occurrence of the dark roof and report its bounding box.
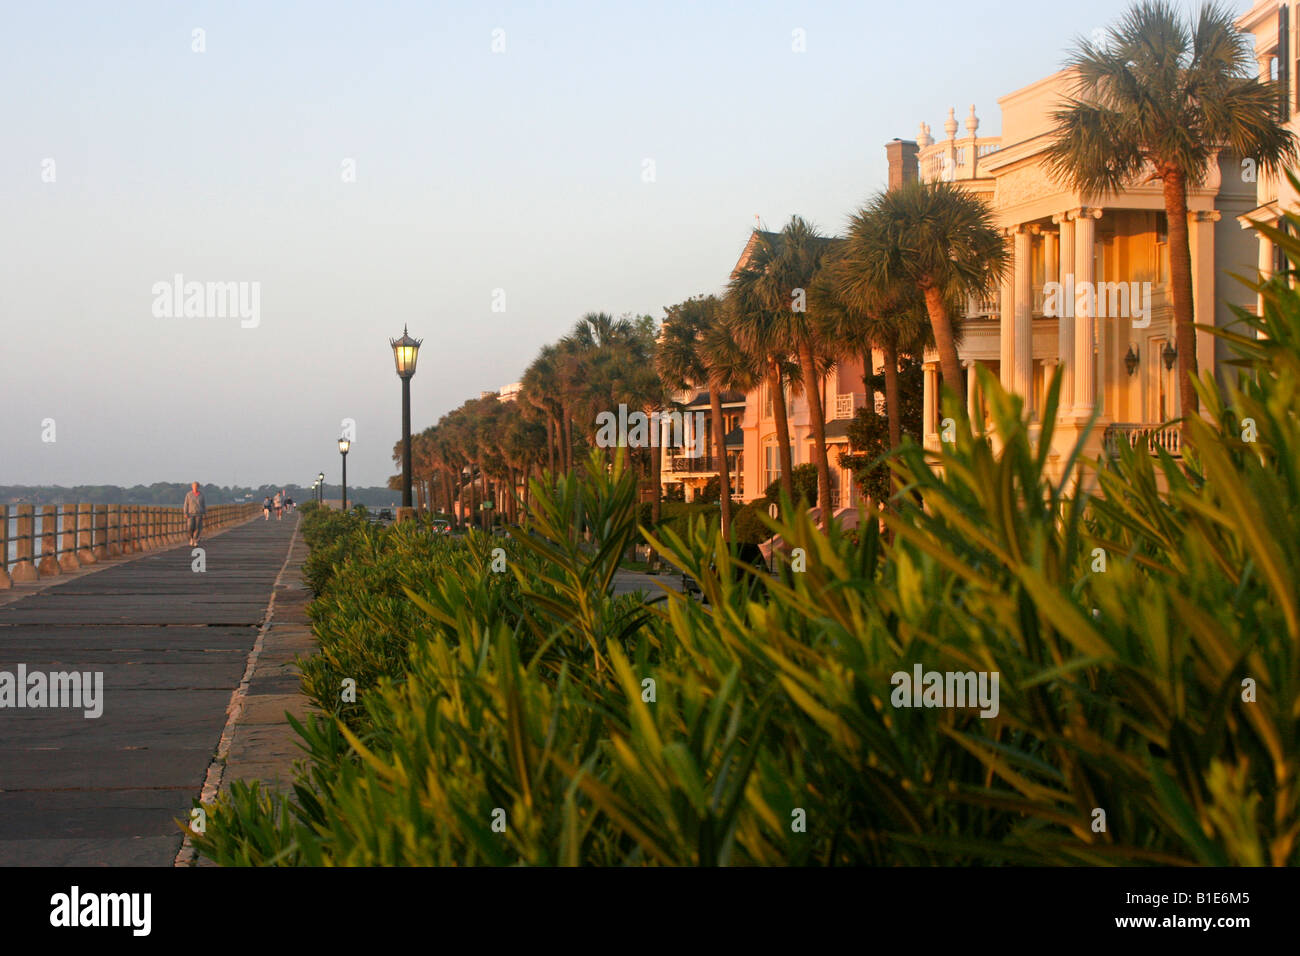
[684,390,746,408]
[724,427,744,449]
[822,419,854,441]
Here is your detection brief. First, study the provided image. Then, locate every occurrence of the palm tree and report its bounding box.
[842,181,1006,399]
[658,296,745,536]
[1044,0,1295,423]
[729,217,834,511]
[700,302,762,532]
[811,252,933,449]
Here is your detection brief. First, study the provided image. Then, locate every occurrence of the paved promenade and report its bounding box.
[0,515,300,866]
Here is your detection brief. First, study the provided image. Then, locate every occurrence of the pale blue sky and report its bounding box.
[0,0,1248,488]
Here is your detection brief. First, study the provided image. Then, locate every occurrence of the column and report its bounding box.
[964,359,978,422]
[108,505,121,557]
[1014,227,1034,406]
[1055,213,1076,417]
[999,231,1016,390]
[76,503,97,564]
[1190,210,1220,385]
[923,361,938,443]
[0,507,10,589]
[1043,230,1058,294]
[59,506,81,571]
[1042,359,1061,413]
[1073,208,1101,418]
[1259,228,1274,337]
[93,505,109,560]
[11,505,38,582]
[38,505,61,577]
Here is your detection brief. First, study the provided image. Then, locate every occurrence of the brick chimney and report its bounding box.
[885,139,919,191]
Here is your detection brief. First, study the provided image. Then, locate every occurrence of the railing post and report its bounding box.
[76,503,97,564]
[59,506,81,571]
[93,505,109,560]
[38,505,61,576]
[107,505,121,557]
[11,505,39,582]
[155,506,165,549]
[0,506,11,589]
[128,505,141,552]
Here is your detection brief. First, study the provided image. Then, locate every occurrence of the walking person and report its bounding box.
[274,490,283,520]
[183,481,206,547]
[263,495,272,520]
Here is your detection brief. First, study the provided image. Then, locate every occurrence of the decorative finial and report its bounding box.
[917,121,932,147]
[966,104,979,137]
[944,107,958,140]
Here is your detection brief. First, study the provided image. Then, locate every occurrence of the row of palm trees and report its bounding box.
[395,1,1295,531]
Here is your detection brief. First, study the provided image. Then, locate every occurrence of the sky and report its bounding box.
[0,0,1256,488]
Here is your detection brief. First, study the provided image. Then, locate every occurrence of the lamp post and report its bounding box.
[338,438,350,511]
[318,472,325,505]
[390,326,422,516]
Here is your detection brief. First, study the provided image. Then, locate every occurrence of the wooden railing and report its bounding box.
[1102,423,1182,458]
[0,502,261,588]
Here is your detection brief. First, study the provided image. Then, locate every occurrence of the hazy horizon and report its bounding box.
[0,0,1244,488]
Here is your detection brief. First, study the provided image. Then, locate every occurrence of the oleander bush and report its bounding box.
[191,219,1300,867]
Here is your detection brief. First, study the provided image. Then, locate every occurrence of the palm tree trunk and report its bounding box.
[862,347,879,412]
[770,360,796,505]
[563,414,574,475]
[883,340,901,449]
[798,341,832,522]
[709,387,732,539]
[649,406,663,527]
[1162,171,1200,426]
[922,283,963,399]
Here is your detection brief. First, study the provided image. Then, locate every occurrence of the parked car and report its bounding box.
[377,508,393,521]
[430,519,451,535]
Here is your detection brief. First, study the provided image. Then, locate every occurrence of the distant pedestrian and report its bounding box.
[183,481,206,547]
[274,491,283,520]
[286,496,295,513]
[263,495,272,520]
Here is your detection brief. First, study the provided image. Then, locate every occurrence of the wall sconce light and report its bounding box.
[1161,341,1178,371]
[1124,345,1140,377]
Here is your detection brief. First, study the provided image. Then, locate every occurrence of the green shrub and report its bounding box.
[764,463,818,507]
[192,215,1300,866]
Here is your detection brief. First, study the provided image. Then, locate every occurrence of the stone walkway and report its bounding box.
[0,515,303,866]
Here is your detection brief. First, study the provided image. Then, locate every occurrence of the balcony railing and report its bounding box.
[919,137,1002,183]
[667,453,719,474]
[1103,423,1181,458]
[834,392,866,419]
[966,294,998,318]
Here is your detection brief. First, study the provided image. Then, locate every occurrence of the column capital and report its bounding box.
[961,358,976,368]
[923,360,939,371]
[1070,207,1104,221]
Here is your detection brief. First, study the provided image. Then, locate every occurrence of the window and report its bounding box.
[762,440,794,491]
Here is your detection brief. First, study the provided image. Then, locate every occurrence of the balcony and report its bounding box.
[919,137,1002,183]
[667,453,720,474]
[966,295,998,318]
[1103,422,1181,458]
[834,392,866,419]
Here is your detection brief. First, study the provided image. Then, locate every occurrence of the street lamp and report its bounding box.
[390,326,422,512]
[318,472,325,505]
[338,438,350,511]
